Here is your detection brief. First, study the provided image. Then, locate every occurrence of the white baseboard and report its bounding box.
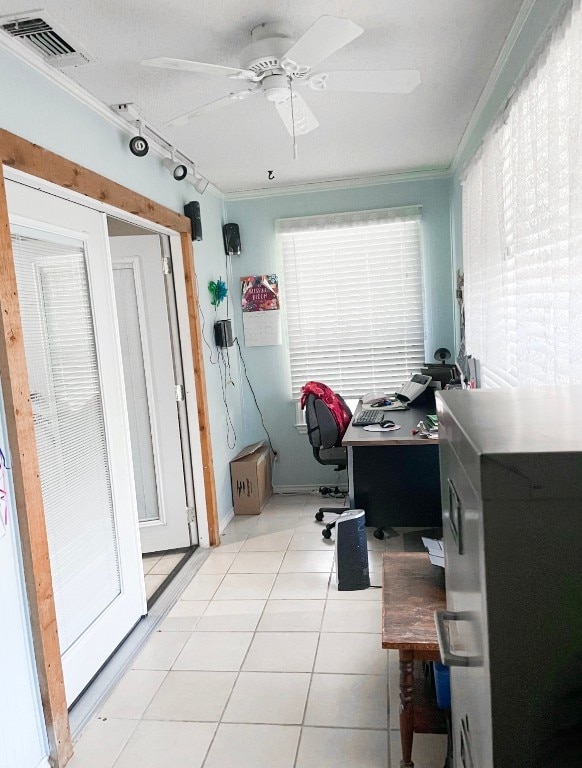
[219,507,235,533]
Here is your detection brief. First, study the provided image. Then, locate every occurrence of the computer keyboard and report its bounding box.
[352,409,386,426]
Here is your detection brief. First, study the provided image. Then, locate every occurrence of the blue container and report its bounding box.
[433,662,451,709]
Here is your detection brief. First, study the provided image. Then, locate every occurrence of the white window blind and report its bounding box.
[463,0,582,388]
[278,207,425,400]
[12,231,121,653]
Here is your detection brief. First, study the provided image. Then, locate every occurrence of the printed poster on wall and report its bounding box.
[241,274,282,346]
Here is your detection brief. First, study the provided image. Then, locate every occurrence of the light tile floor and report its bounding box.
[143,551,190,600]
[70,494,447,768]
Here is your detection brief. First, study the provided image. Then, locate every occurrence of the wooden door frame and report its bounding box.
[0,127,219,767]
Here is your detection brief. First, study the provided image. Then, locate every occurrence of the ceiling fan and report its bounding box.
[141,16,420,139]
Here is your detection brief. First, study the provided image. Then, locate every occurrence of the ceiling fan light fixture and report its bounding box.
[262,74,291,103]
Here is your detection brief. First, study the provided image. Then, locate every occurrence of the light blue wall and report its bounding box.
[2,0,562,516]
[0,45,243,527]
[450,0,569,350]
[226,177,454,488]
[191,194,247,527]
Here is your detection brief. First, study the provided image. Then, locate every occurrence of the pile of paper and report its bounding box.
[422,537,444,568]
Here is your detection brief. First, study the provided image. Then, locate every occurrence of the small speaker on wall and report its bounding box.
[184,201,202,241]
[214,319,234,348]
[223,223,241,256]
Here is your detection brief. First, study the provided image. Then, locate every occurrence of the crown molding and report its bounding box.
[224,167,452,201]
[0,29,224,199]
[451,0,538,171]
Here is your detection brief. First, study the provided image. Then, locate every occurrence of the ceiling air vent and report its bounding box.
[1,15,93,68]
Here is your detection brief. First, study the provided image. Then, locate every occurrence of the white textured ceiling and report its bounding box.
[1,0,525,193]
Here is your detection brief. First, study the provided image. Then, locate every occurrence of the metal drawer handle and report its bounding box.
[446,477,463,554]
[434,609,469,667]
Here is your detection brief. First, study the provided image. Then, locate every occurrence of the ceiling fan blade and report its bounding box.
[309,70,421,94]
[141,57,256,80]
[282,16,363,72]
[166,88,259,128]
[274,92,319,136]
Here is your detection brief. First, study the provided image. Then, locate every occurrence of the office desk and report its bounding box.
[382,552,447,768]
[342,397,441,529]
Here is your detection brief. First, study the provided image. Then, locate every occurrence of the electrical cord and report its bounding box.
[195,270,240,448]
[234,337,275,455]
[194,270,219,365]
[218,347,237,449]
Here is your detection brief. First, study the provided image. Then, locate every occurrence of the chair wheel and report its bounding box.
[315,511,324,522]
[373,528,385,540]
[322,528,332,539]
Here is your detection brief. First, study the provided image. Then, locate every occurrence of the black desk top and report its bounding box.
[343,390,439,447]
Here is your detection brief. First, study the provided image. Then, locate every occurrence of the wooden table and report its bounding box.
[342,395,441,530]
[382,552,447,768]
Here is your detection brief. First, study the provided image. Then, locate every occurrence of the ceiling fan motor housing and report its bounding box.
[240,22,295,77]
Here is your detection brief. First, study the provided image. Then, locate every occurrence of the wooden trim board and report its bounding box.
[180,232,220,546]
[0,128,188,233]
[0,127,219,765]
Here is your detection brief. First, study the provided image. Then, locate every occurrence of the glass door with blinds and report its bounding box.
[6,179,145,705]
[109,234,192,553]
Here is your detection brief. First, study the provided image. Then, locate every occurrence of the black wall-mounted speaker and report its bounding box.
[222,223,241,256]
[214,319,234,348]
[184,201,202,241]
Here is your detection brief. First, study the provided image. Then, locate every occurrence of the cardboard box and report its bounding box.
[230,442,272,515]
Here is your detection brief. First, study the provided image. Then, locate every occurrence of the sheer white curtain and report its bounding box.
[463,0,582,387]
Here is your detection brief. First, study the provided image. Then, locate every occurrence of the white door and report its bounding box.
[6,179,146,705]
[110,236,191,553]
[0,389,49,767]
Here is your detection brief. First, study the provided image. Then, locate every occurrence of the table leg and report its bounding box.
[399,649,415,768]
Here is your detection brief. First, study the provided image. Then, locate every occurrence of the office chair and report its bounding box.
[304,390,395,541]
[304,392,351,538]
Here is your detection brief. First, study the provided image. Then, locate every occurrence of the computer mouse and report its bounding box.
[380,420,395,428]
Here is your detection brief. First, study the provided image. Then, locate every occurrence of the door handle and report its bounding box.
[445,477,463,554]
[434,609,469,666]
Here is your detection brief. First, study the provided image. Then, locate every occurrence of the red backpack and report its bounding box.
[300,382,352,439]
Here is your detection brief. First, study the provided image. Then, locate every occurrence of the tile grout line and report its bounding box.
[292,566,331,768]
[200,506,298,768]
[202,497,334,766]
[105,719,140,768]
[90,497,417,768]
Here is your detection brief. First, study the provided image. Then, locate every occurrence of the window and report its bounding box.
[463,1,582,387]
[278,206,425,400]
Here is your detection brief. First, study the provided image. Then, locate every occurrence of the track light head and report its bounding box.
[129,135,149,157]
[185,167,209,194]
[163,157,188,181]
[193,176,209,194]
